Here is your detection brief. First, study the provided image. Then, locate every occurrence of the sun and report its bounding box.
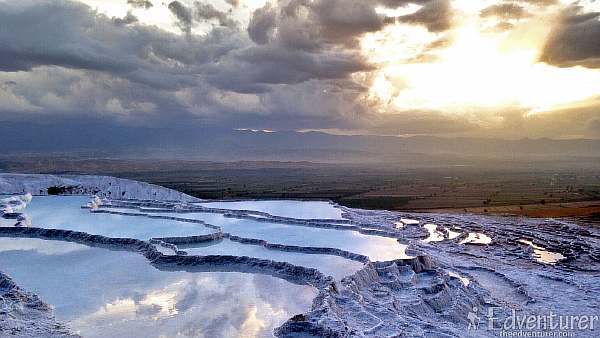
[361,0,600,117]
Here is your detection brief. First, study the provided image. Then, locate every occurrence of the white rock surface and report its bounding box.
[0,175,598,338]
[0,174,198,202]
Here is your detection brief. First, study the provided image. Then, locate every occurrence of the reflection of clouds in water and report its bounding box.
[174,281,200,313]
[517,239,565,265]
[71,273,316,338]
[0,239,316,337]
[0,238,88,255]
[348,229,411,261]
[139,288,179,318]
[167,209,408,261]
[0,217,17,227]
[240,305,266,337]
[72,283,181,328]
[184,238,364,280]
[24,196,211,239]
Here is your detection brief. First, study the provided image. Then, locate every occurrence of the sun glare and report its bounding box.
[362,0,600,117]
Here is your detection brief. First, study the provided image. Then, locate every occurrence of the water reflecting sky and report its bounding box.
[196,200,345,220]
[24,196,212,239]
[0,196,415,336]
[152,211,408,261]
[23,196,407,261]
[0,238,317,338]
[182,238,365,280]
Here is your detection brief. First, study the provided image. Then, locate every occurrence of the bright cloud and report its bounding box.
[0,0,598,138]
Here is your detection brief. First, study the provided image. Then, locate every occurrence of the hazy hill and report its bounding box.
[2,121,599,163]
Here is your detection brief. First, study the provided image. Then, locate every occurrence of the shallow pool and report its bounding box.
[196,200,345,220]
[151,212,408,261]
[23,196,212,239]
[182,238,365,280]
[0,238,317,338]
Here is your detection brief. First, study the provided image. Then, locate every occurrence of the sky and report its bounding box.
[0,0,599,139]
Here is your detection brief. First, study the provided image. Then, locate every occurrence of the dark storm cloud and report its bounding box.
[0,0,252,90]
[0,0,593,140]
[168,1,193,34]
[309,0,454,39]
[168,1,237,34]
[0,0,136,74]
[248,0,395,49]
[113,11,139,26]
[540,5,600,68]
[480,3,531,19]
[243,0,449,100]
[0,0,375,131]
[194,2,237,27]
[206,46,371,92]
[247,3,277,44]
[242,0,383,92]
[309,0,387,45]
[1,66,199,123]
[127,0,153,9]
[6,0,363,93]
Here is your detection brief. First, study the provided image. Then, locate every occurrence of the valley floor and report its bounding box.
[427,200,600,220]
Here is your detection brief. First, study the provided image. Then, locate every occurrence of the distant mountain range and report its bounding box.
[2,121,599,163]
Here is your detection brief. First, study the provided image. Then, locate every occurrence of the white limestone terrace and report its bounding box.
[0,174,599,337]
[0,269,76,337]
[0,173,198,202]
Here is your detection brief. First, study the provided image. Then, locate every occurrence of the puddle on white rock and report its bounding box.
[196,200,345,220]
[423,223,445,243]
[22,196,213,239]
[446,227,462,240]
[0,238,317,338]
[517,239,565,264]
[182,238,365,280]
[151,212,409,261]
[460,232,492,245]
